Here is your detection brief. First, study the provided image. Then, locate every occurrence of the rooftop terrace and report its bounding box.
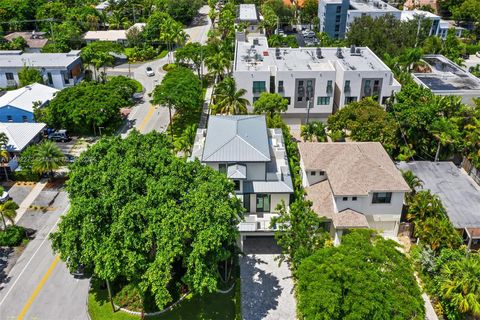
[413,55,480,92]
[235,36,390,72]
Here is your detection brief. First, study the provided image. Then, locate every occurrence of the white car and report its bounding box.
[145,66,155,77]
[0,190,10,203]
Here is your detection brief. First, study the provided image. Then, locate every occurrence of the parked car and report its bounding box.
[0,190,10,203]
[145,66,155,77]
[64,154,76,163]
[48,130,70,142]
[71,264,85,279]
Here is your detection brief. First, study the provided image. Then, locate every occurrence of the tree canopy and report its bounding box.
[18,66,43,87]
[36,76,137,134]
[253,92,288,118]
[327,98,399,154]
[50,131,243,309]
[297,229,425,320]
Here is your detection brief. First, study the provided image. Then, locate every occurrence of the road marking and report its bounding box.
[0,205,69,307]
[17,255,61,320]
[138,105,156,132]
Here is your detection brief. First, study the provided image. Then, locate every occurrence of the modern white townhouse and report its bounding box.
[298,142,410,244]
[318,0,463,40]
[233,34,400,124]
[0,50,83,90]
[190,115,293,247]
[412,54,480,105]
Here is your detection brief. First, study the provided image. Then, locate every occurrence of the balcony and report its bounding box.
[238,213,280,232]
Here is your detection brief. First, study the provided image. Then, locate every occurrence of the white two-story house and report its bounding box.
[191,115,293,247]
[298,142,410,244]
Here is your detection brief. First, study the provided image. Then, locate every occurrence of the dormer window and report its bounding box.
[311,171,316,176]
[319,171,325,176]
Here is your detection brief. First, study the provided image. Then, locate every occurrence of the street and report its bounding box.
[0,6,212,320]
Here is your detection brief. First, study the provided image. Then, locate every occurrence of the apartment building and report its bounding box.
[298,142,410,244]
[190,115,293,247]
[0,50,83,90]
[233,34,400,124]
[318,0,462,40]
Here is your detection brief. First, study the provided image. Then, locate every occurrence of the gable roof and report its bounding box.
[0,122,46,152]
[202,115,271,162]
[299,142,410,196]
[0,83,58,113]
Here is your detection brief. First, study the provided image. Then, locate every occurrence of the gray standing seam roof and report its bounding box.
[202,115,271,162]
[397,161,480,229]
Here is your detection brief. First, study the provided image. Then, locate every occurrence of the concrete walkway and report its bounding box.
[240,237,296,320]
[13,179,48,224]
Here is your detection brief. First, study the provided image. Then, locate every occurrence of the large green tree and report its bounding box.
[327,98,399,154]
[50,131,243,309]
[31,140,65,178]
[37,76,136,134]
[253,92,288,118]
[18,66,43,87]
[297,229,425,320]
[151,67,203,139]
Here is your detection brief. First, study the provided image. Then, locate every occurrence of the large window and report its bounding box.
[326,80,333,94]
[256,194,270,212]
[252,81,266,94]
[344,80,351,92]
[372,192,392,204]
[345,96,357,104]
[278,80,284,93]
[233,180,241,191]
[243,194,250,212]
[5,73,14,80]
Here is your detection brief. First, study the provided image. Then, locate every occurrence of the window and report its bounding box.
[335,15,341,22]
[219,164,227,174]
[233,180,240,191]
[335,25,340,32]
[252,81,266,94]
[352,196,357,201]
[311,171,316,176]
[319,171,325,175]
[336,5,341,13]
[381,96,389,105]
[270,76,275,93]
[284,97,291,104]
[326,80,333,94]
[243,194,250,212]
[372,192,392,204]
[345,96,357,104]
[6,115,12,122]
[22,115,28,122]
[278,81,284,93]
[342,197,348,201]
[319,221,331,232]
[373,80,380,94]
[47,72,53,85]
[344,80,351,92]
[5,73,14,80]
[317,97,330,105]
[297,96,303,102]
[256,194,270,212]
[298,80,304,86]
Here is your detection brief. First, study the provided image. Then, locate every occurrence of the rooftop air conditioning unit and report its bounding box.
[336,48,343,59]
[316,47,323,59]
[253,38,259,45]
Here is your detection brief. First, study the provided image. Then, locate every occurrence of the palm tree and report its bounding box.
[406,190,446,222]
[399,47,425,72]
[301,121,327,142]
[174,124,197,156]
[32,140,65,179]
[0,198,19,230]
[205,51,230,84]
[440,255,480,317]
[0,132,10,181]
[402,170,423,203]
[160,20,188,64]
[211,77,249,115]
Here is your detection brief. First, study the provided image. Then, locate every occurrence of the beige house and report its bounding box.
[298,142,410,244]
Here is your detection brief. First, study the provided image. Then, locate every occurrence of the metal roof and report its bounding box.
[243,180,293,193]
[0,122,46,152]
[0,50,81,69]
[397,161,480,229]
[0,83,58,113]
[202,115,271,163]
[227,164,247,179]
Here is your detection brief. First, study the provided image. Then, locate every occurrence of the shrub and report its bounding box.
[0,226,28,246]
[12,170,41,182]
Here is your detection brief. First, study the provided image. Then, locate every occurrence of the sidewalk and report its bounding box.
[13,179,48,224]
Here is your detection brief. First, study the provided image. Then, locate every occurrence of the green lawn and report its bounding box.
[88,279,241,320]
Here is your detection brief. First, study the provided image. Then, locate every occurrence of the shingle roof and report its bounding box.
[299,142,410,196]
[0,122,46,152]
[202,115,271,162]
[397,161,480,229]
[0,83,58,113]
[306,180,369,228]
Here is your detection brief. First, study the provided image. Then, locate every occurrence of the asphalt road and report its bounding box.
[0,191,90,320]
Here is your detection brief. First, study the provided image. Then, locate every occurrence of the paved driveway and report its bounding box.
[240,237,296,320]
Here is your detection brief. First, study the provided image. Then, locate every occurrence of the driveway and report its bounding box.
[240,237,296,320]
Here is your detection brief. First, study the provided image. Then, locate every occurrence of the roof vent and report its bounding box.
[350,45,356,54]
[336,48,343,59]
[253,38,259,45]
[316,47,323,59]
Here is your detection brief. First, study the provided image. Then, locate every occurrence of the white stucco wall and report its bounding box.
[334,192,404,216]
